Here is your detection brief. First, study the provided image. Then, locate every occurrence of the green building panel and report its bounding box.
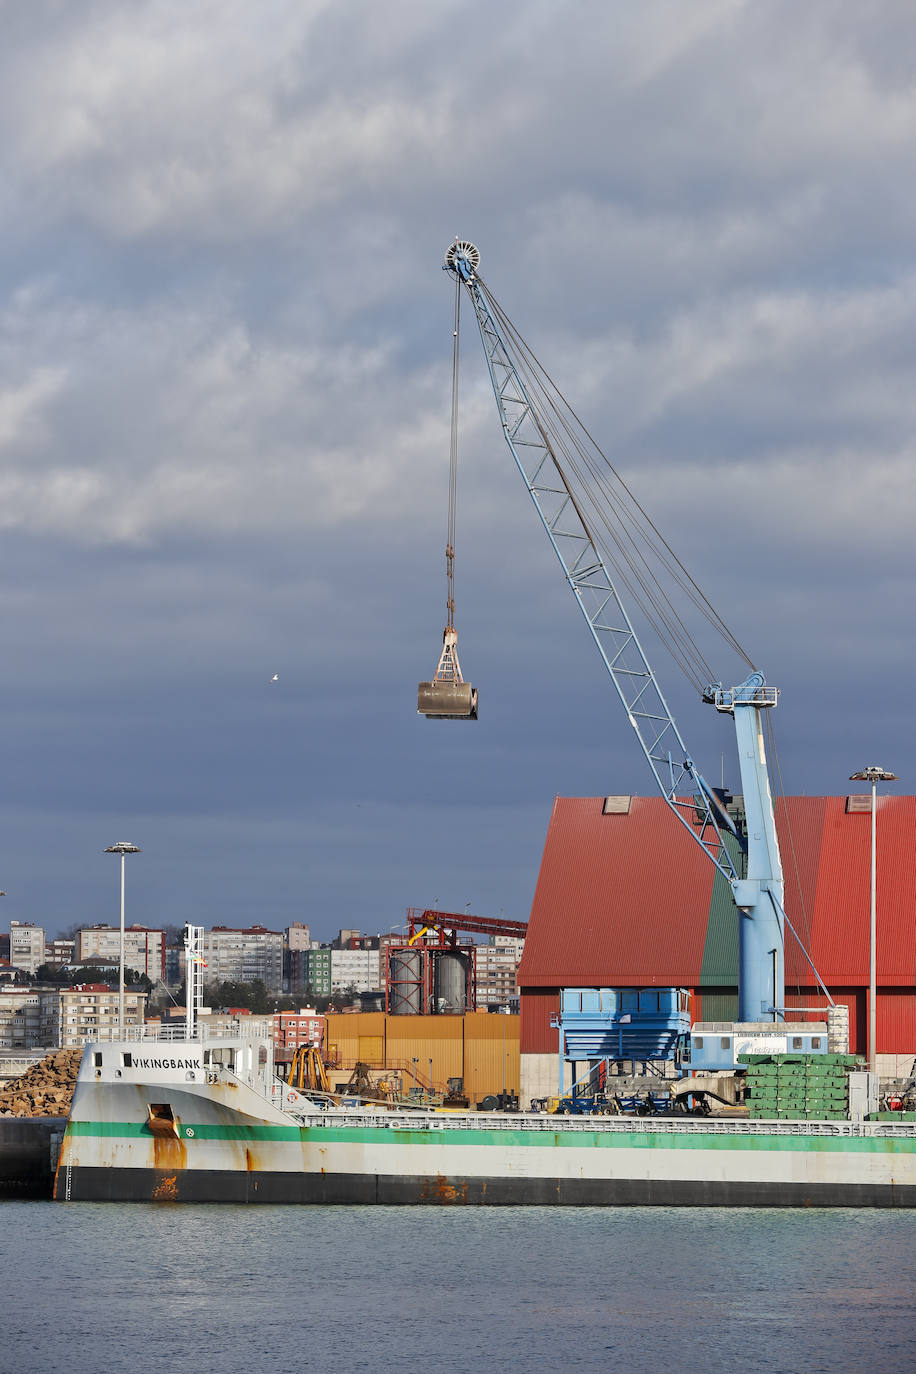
[699,831,742,990]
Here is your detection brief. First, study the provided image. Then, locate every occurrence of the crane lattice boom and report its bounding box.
[444,239,791,1022]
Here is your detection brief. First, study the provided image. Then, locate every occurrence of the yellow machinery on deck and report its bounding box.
[287,1045,331,1096]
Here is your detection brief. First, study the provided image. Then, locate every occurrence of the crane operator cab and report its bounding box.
[418,626,478,720]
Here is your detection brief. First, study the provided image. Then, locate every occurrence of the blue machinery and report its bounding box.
[555,988,691,1078]
[443,239,831,1030]
[550,988,691,1110]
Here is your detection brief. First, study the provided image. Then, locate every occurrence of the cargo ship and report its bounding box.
[54,1030,916,1207]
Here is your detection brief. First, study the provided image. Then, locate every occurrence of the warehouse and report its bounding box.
[518,793,916,1105]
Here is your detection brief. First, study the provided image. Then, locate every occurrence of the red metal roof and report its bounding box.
[519,794,916,991]
[519,796,714,987]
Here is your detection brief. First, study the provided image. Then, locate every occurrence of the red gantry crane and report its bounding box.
[385,907,528,1015]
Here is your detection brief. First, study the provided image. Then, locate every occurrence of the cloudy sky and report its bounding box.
[1,1,913,942]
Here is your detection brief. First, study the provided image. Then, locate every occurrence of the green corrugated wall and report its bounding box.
[699,831,742,988]
[699,990,739,1020]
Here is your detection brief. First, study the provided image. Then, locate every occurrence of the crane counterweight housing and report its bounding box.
[441,237,821,1031]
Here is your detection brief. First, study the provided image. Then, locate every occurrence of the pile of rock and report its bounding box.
[0,1049,83,1117]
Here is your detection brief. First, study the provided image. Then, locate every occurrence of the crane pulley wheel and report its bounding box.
[444,240,480,275]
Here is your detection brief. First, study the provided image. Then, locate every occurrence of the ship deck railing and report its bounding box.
[86,1023,273,1043]
[284,1106,916,1140]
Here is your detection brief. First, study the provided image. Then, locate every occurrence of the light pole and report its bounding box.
[849,766,897,1075]
[104,842,142,1037]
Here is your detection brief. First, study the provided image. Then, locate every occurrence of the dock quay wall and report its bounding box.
[0,1117,66,1198]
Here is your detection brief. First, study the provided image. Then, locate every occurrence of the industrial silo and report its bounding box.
[387,948,424,1015]
[432,950,469,1014]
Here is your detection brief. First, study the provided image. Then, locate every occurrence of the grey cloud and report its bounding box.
[0,1,912,937]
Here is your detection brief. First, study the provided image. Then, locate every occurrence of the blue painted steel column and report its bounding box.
[730,689,784,1020]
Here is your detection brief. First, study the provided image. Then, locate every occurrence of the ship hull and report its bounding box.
[57,1163,916,1208]
[56,1041,916,1208]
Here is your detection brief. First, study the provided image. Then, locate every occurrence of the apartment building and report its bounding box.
[330,947,381,995]
[285,923,313,994]
[44,938,75,968]
[274,1009,325,1054]
[9,922,45,975]
[302,948,332,996]
[474,936,525,1008]
[0,986,57,1049]
[57,984,147,1048]
[76,925,165,981]
[201,926,284,993]
[0,983,147,1049]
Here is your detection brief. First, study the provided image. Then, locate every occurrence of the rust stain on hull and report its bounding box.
[151,1125,186,1200]
[152,1132,187,1174]
[419,1173,468,1205]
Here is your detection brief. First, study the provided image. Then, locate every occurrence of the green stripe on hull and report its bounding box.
[64,1119,916,1155]
[66,1119,302,1143]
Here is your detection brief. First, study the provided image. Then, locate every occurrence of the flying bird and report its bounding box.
[269,674,279,683]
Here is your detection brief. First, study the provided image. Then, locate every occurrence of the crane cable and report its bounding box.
[445,272,461,630]
[483,276,751,686]
[479,280,705,676]
[475,272,756,694]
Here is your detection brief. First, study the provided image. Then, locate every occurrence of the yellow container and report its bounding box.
[324,1012,520,1104]
[463,1012,519,1104]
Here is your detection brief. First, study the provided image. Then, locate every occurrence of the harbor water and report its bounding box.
[4,1201,916,1373]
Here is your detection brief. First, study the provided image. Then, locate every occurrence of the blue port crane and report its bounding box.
[440,238,823,1023]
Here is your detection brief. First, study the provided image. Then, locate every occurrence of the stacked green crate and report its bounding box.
[776,1056,808,1119]
[803,1053,857,1120]
[738,1052,863,1121]
[739,1055,779,1119]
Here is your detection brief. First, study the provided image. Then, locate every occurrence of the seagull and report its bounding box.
[269,674,279,683]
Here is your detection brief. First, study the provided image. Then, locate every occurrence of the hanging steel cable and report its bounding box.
[446,272,460,629]
[417,265,478,721]
[477,272,756,693]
